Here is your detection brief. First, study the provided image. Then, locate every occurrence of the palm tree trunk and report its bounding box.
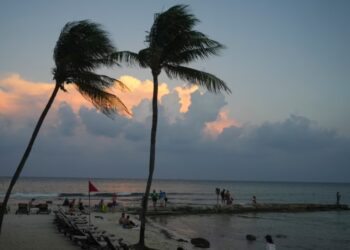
[138,72,159,247]
[0,83,60,234]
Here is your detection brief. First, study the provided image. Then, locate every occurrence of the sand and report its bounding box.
[0,203,193,250]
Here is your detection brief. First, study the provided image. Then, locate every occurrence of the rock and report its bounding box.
[191,237,210,248]
[177,238,188,243]
[246,234,257,241]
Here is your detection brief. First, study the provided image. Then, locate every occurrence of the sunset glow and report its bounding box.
[204,110,240,139]
[174,85,199,113]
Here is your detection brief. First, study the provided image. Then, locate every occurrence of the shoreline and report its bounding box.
[0,200,349,250]
[126,203,349,216]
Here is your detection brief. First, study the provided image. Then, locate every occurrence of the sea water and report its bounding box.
[0,177,349,249]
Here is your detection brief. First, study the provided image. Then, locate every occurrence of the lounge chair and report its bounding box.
[103,236,129,250]
[36,203,51,214]
[16,203,29,215]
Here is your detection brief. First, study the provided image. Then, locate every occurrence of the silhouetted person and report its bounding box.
[220,189,226,204]
[252,195,257,205]
[265,235,276,250]
[336,192,341,206]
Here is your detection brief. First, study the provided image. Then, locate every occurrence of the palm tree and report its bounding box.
[113,5,231,248]
[0,20,128,233]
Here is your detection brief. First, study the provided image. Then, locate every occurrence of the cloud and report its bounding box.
[57,103,79,136]
[203,110,240,139]
[174,85,199,113]
[1,74,349,182]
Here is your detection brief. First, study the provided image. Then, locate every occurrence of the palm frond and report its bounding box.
[111,51,141,67]
[75,82,131,117]
[53,20,116,83]
[67,71,129,92]
[148,5,199,48]
[163,64,231,94]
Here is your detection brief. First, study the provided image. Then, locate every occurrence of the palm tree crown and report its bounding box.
[53,20,128,116]
[115,5,231,93]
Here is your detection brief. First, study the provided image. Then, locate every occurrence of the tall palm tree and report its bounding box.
[114,5,231,248]
[0,20,128,233]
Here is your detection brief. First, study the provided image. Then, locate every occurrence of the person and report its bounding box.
[28,198,36,208]
[150,190,159,208]
[225,190,231,205]
[62,198,69,206]
[119,212,127,225]
[112,193,118,207]
[336,192,341,206]
[28,198,36,213]
[220,189,226,204]
[215,188,220,205]
[252,195,257,205]
[164,191,168,207]
[78,198,84,211]
[99,199,107,212]
[159,190,166,207]
[69,199,76,213]
[265,235,276,250]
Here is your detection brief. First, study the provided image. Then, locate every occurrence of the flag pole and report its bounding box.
[89,181,91,228]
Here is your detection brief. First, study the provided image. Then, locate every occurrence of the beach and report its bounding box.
[0,202,193,250]
[1,178,350,249]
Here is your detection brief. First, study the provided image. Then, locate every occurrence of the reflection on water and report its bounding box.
[152,211,350,250]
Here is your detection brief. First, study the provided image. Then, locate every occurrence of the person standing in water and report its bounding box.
[265,235,276,250]
[336,192,341,206]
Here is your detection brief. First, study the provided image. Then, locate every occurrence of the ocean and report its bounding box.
[1,177,349,249]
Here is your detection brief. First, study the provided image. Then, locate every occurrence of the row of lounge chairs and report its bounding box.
[54,208,129,250]
[0,202,51,215]
[15,203,51,215]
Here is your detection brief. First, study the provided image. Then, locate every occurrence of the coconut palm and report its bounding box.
[113,5,231,248]
[0,20,128,233]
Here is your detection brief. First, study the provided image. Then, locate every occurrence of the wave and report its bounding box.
[0,192,59,198]
[58,192,145,198]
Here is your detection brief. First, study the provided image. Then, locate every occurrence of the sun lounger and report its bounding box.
[37,203,51,214]
[103,236,129,250]
[16,203,29,215]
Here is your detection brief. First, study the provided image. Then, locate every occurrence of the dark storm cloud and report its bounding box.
[0,91,349,182]
[57,103,79,136]
[79,107,128,138]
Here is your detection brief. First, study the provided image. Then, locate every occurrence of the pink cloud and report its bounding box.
[203,110,240,139]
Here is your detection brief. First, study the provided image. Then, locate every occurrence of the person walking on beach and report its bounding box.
[225,190,231,205]
[151,190,159,208]
[159,190,165,207]
[164,191,168,207]
[336,192,341,206]
[252,195,257,205]
[215,188,220,205]
[265,235,276,250]
[220,189,226,204]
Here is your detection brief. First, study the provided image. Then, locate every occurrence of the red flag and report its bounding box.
[89,181,98,192]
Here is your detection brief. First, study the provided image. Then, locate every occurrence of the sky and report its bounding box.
[0,0,349,182]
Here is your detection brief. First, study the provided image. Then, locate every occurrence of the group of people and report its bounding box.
[118,212,137,229]
[216,188,258,206]
[62,193,118,213]
[216,188,234,205]
[150,190,168,208]
[62,198,85,213]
